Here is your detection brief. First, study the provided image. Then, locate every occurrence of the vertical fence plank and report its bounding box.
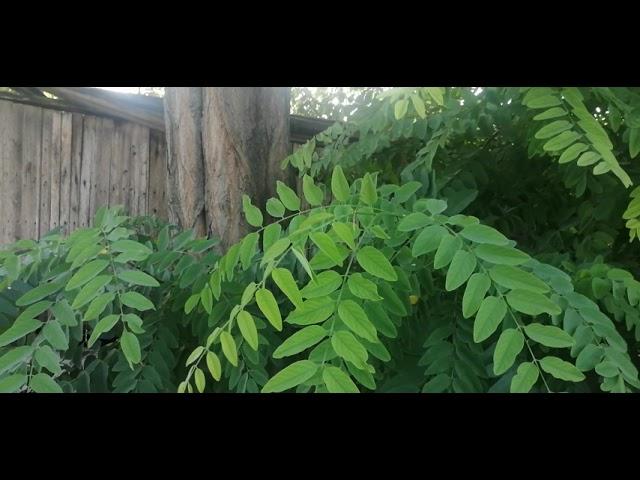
[0,100,22,244]
[80,115,97,228]
[49,111,63,233]
[148,129,167,219]
[20,105,43,240]
[94,117,113,213]
[39,109,52,238]
[69,113,84,233]
[59,112,73,235]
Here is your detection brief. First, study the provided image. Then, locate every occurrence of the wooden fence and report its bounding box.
[0,99,167,244]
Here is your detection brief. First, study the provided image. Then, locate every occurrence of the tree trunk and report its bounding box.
[164,87,290,249]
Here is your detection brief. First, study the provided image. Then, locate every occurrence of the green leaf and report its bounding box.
[30,373,62,393]
[121,331,141,365]
[71,275,112,309]
[201,285,213,314]
[0,317,42,348]
[411,94,426,119]
[510,362,539,393]
[539,356,585,382]
[0,374,27,393]
[262,360,318,393]
[422,374,451,393]
[558,142,588,164]
[51,300,77,327]
[493,329,525,375]
[186,346,204,366]
[120,292,155,312]
[266,198,285,218]
[398,212,432,232]
[357,246,397,282]
[576,344,603,372]
[65,259,110,291]
[42,320,68,350]
[534,120,573,139]
[262,238,291,266]
[16,280,63,306]
[87,314,120,347]
[533,107,567,121]
[117,269,160,287]
[474,244,530,265]
[426,199,448,215]
[359,173,377,206]
[271,268,303,308]
[462,272,491,319]
[473,296,507,343]
[237,311,259,351]
[524,323,574,348]
[0,346,33,376]
[206,352,222,381]
[488,265,550,294]
[412,225,447,257]
[310,232,343,267]
[425,87,444,106]
[506,289,561,316]
[331,165,350,202]
[434,233,462,269]
[394,98,409,119]
[630,128,640,159]
[331,330,368,370]
[459,224,509,246]
[255,288,282,331]
[576,151,601,166]
[338,300,378,343]
[194,368,206,393]
[239,232,259,270]
[111,240,152,261]
[276,181,301,212]
[323,366,359,393]
[332,222,356,249]
[220,331,238,366]
[184,294,200,315]
[347,273,382,301]
[543,130,581,152]
[83,292,115,322]
[286,297,336,326]
[242,194,263,227]
[273,325,327,359]
[302,174,324,206]
[301,270,341,299]
[445,250,477,291]
[34,345,62,375]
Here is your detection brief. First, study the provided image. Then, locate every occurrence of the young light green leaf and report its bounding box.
[489,265,550,294]
[412,225,447,257]
[474,244,531,265]
[426,199,448,215]
[331,165,350,202]
[347,273,382,301]
[286,297,335,326]
[206,352,222,381]
[302,174,324,206]
[356,246,397,282]
[359,173,377,206]
[242,194,263,227]
[276,181,301,212]
[220,331,238,366]
[271,267,303,309]
[323,366,359,393]
[338,300,378,343]
[398,212,432,232]
[273,325,327,359]
[194,368,206,393]
[237,311,259,351]
[266,198,285,218]
[331,330,369,370]
[262,360,318,393]
[310,232,343,267]
[332,222,356,250]
[255,288,282,331]
[186,346,205,366]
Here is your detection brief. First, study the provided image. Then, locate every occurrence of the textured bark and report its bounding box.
[164,87,290,248]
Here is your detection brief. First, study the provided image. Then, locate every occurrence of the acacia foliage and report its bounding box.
[1,86,640,393]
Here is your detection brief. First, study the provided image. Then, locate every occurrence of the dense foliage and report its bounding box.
[2,86,640,393]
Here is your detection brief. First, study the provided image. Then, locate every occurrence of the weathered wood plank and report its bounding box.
[69,113,84,232]
[59,112,73,235]
[80,115,97,228]
[94,117,113,212]
[109,120,126,207]
[20,105,43,240]
[39,109,52,237]
[132,124,150,216]
[148,129,167,219]
[0,101,22,244]
[49,111,63,232]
